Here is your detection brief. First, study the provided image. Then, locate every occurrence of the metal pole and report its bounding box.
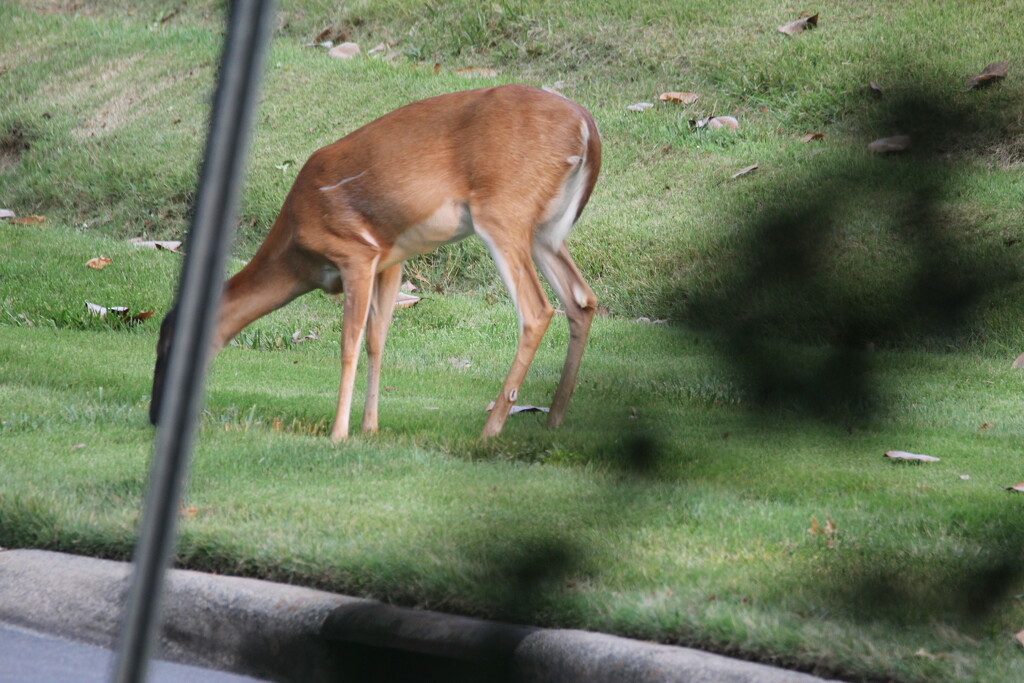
[112,2,275,681]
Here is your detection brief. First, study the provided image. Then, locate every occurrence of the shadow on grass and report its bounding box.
[670,89,1021,423]
[656,84,1024,635]
[780,507,1024,630]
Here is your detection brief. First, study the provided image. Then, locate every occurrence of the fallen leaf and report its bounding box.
[967,60,1009,89]
[85,302,153,325]
[708,116,740,130]
[801,132,826,142]
[86,256,113,270]
[291,330,319,344]
[731,163,759,179]
[485,401,550,415]
[868,135,911,154]
[884,450,940,462]
[808,517,821,535]
[1015,630,1024,647]
[395,292,421,309]
[1012,352,1024,369]
[960,474,971,480]
[0,209,14,219]
[130,239,183,253]
[10,215,46,225]
[86,302,117,318]
[454,66,498,78]
[1006,482,1024,492]
[659,91,700,104]
[824,517,837,536]
[510,405,548,415]
[869,81,884,97]
[179,504,198,518]
[70,443,86,451]
[627,102,655,112]
[980,422,996,430]
[449,357,471,369]
[777,13,819,36]
[400,280,418,293]
[328,42,361,59]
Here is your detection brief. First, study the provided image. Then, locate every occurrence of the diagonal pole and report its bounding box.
[112,2,275,681]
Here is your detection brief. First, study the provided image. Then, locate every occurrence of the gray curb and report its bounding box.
[0,549,836,682]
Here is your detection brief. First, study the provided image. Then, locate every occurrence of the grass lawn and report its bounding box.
[4,1,1024,681]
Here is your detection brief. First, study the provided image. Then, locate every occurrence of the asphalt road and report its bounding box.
[0,623,270,683]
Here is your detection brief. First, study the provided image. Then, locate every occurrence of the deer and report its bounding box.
[150,84,601,442]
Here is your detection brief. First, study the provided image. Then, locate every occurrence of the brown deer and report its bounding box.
[150,85,601,442]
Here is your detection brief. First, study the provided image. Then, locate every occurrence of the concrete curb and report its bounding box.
[0,549,836,682]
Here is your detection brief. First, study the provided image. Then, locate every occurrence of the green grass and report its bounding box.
[3,1,1024,680]
[3,276,1024,681]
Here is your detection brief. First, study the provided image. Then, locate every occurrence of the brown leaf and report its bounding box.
[731,163,759,180]
[967,60,1009,89]
[395,292,421,308]
[868,135,911,154]
[455,66,498,78]
[70,443,86,451]
[778,13,819,36]
[328,42,361,60]
[130,310,155,325]
[694,115,740,130]
[1006,482,1024,492]
[808,517,821,535]
[823,517,838,536]
[10,215,46,225]
[179,504,198,518]
[659,91,700,104]
[708,116,739,130]
[884,450,940,462]
[1015,630,1024,648]
[801,132,826,143]
[86,256,113,270]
